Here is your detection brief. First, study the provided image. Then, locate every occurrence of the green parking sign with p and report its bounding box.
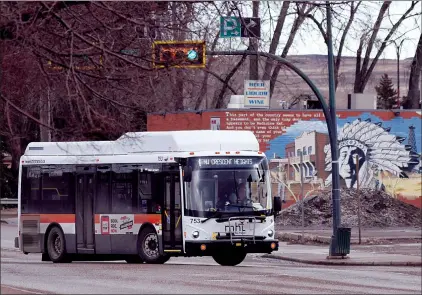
[220,17,241,38]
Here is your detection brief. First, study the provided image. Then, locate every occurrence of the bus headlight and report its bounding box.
[267,230,274,237]
[192,231,200,238]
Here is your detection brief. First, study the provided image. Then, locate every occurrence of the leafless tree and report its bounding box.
[301,1,362,90]
[353,1,419,93]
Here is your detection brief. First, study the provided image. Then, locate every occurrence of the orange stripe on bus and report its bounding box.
[39,214,75,224]
[94,214,100,223]
[134,214,161,224]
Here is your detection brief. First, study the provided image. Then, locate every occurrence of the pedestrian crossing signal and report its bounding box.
[152,40,206,69]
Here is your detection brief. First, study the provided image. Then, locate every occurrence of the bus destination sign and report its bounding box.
[193,156,264,169]
[199,158,253,166]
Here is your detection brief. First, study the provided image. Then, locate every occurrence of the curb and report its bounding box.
[262,254,422,267]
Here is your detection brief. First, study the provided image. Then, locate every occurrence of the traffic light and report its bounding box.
[152,40,206,69]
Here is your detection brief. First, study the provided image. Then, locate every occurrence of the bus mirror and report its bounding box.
[183,166,192,182]
[273,196,282,213]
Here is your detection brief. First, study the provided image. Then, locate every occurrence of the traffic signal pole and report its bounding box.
[206,49,342,256]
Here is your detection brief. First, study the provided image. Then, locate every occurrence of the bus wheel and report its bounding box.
[125,255,144,264]
[46,226,71,263]
[138,227,169,264]
[212,250,246,266]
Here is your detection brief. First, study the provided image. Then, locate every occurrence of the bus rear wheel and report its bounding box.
[212,250,246,266]
[46,226,71,263]
[138,227,170,264]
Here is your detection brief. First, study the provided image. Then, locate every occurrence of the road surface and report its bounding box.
[1,223,421,294]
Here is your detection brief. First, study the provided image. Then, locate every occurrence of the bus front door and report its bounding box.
[75,167,96,254]
[161,171,183,254]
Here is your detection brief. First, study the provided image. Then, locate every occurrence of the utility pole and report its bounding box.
[326,2,342,257]
[39,91,51,142]
[249,1,259,80]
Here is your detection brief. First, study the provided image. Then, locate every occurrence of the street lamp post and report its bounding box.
[325,1,342,257]
[207,46,342,256]
[393,39,405,108]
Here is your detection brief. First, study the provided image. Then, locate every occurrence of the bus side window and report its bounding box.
[138,172,153,213]
[39,165,74,214]
[96,169,111,213]
[21,166,41,213]
[111,167,134,214]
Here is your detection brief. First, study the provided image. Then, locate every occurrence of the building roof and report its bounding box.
[23,130,260,156]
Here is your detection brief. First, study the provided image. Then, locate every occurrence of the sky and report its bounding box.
[208,1,421,60]
[290,1,421,60]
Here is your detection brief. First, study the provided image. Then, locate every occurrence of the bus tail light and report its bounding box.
[270,242,276,250]
[200,244,206,251]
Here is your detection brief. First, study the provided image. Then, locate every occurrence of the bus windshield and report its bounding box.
[184,156,271,217]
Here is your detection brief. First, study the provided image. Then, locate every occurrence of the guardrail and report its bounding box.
[1,198,18,205]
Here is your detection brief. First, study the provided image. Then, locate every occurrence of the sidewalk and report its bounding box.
[277,227,422,245]
[264,241,422,266]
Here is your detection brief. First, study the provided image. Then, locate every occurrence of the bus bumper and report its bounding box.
[185,239,279,256]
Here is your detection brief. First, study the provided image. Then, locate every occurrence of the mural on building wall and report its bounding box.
[265,112,421,207]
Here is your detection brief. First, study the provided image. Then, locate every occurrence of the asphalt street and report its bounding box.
[1,222,421,294]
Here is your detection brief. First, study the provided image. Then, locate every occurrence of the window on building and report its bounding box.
[297,149,301,156]
[309,166,314,177]
[303,147,307,155]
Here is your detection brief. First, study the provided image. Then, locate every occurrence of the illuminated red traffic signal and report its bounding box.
[152,40,206,69]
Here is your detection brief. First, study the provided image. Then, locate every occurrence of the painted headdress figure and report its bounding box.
[324,118,419,189]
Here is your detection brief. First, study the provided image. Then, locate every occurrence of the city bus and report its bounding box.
[15,130,281,266]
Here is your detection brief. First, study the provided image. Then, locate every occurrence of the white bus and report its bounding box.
[15,130,281,266]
